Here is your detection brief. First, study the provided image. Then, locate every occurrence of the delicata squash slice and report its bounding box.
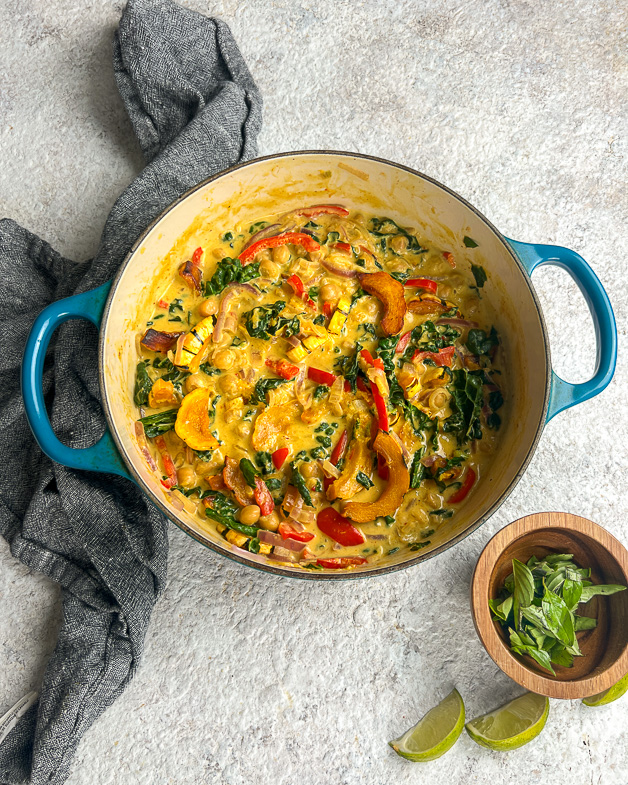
[133,202,505,569]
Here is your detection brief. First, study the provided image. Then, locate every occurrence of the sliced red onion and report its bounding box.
[213,283,257,344]
[286,519,306,532]
[294,508,316,525]
[268,546,301,563]
[240,223,281,251]
[135,422,158,472]
[436,318,478,328]
[333,541,342,550]
[329,375,344,406]
[295,365,313,409]
[258,529,283,547]
[321,459,341,478]
[421,453,445,467]
[174,332,187,366]
[282,537,306,553]
[321,257,359,278]
[303,271,324,287]
[390,431,410,463]
[282,486,302,514]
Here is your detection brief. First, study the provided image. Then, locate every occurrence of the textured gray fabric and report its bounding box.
[0,2,262,783]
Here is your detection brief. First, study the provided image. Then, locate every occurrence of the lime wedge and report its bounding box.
[388,688,465,761]
[465,692,549,751]
[583,671,628,706]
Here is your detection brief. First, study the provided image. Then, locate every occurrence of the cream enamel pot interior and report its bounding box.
[22,152,617,579]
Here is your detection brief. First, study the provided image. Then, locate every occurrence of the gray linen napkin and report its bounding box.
[0,1,262,782]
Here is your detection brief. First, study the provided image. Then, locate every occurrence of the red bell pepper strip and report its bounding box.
[330,429,348,465]
[324,429,349,492]
[307,367,338,386]
[155,436,177,489]
[333,241,353,255]
[239,232,321,264]
[370,381,389,432]
[295,204,349,219]
[317,507,366,546]
[286,273,317,309]
[157,298,169,310]
[278,520,315,542]
[412,345,455,367]
[316,557,367,569]
[272,447,289,470]
[360,348,385,371]
[254,477,275,516]
[395,331,412,355]
[405,278,438,294]
[265,358,300,380]
[192,246,203,265]
[443,251,456,268]
[356,377,370,394]
[448,467,477,503]
[323,302,333,319]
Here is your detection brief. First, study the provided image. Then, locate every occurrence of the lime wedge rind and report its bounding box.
[465,692,549,751]
[583,671,628,707]
[389,688,465,762]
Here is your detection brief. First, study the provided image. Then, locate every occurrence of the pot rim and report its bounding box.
[98,150,551,580]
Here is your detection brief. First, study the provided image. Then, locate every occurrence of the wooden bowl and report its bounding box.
[471,512,628,699]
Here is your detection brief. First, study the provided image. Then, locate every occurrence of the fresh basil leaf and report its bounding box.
[562,578,583,611]
[580,584,627,603]
[512,558,535,627]
[574,615,597,631]
[542,584,577,650]
[543,553,575,566]
[489,595,513,623]
[508,629,555,675]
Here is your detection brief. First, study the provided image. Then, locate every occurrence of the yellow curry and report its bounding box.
[133,204,504,570]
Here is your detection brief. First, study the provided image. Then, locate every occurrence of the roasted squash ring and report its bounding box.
[357,271,406,336]
[342,430,410,522]
[174,388,219,451]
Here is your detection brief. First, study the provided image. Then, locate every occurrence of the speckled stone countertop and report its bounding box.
[1,1,627,783]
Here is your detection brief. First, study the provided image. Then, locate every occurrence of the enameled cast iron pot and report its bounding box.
[21,152,617,579]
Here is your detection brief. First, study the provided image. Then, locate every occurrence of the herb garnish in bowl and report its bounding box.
[489,553,627,675]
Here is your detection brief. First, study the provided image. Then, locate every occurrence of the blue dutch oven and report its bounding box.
[20,152,617,578]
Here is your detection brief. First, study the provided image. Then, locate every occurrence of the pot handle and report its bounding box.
[21,282,131,479]
[506,238,617,422]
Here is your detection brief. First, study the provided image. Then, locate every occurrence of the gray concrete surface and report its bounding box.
[1,1,627,783]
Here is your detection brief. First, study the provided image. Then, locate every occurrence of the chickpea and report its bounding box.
[390,234,408,254]
[308,245,328,262]
[320,282,341,305]
[438,284,453,300]
[410,506,430,526]
[260,259,280,278]
[239,505,261,525]
[301,461,319,479]
[213,349,235,371]
[236,421,252,438]
[257,249,272,263]
[195,460,219,477]
[258,510,280,531]
[186,373,209,393]
[198,299,218,317]
[271,245,290,265]
[220,373,241,396]
[177,465,196,489]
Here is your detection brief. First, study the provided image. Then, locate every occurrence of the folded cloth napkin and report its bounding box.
[0,1,262,782]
